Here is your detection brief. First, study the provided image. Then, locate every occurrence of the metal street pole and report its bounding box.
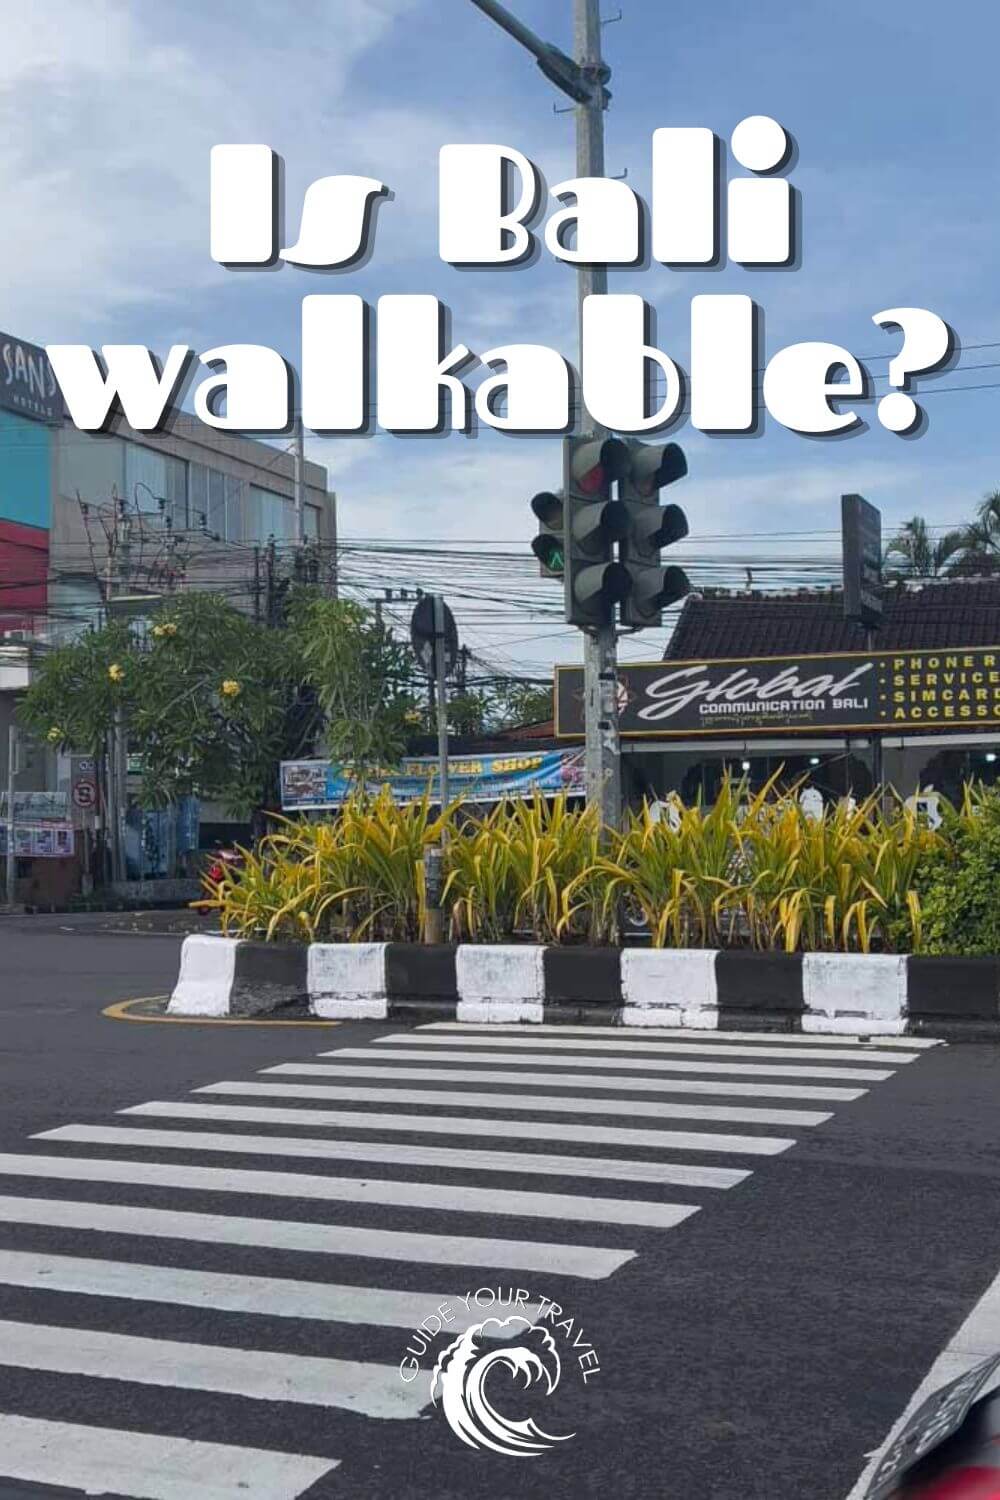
[574,0,622,831]
[293,413,306,545]
[434,595,450,813]
[466,0,622,828]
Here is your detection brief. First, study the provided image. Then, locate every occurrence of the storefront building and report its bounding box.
[555,579,1000,806]
[0,328,337,898]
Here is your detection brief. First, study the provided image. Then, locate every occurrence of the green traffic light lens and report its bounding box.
[532,535,565,573]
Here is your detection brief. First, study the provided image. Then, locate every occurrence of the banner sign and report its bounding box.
[0,790,69,822]
[555,646,1000,738]
[280,750,586,810]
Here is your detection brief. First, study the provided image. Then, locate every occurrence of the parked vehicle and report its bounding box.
[867,1355,1000,1497]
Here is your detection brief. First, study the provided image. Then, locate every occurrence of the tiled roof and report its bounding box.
[664,578,1000,660]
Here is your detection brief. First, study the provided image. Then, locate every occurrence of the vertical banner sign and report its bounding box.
[842,493,883,629]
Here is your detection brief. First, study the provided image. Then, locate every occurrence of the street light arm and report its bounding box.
[466,0,598,104]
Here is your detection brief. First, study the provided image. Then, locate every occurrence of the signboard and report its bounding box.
[0,789,69,822]
[0,824,74,858]
[842,493,882,629]
[555,646,1000,738]
[0,332,62,423]
[72,779,98,810]
[280,750,586,810]
[865,1354,1000,1498]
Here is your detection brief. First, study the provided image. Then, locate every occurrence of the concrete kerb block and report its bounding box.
[620,948,719,1030]
[308,943,388,1020]
[168,935,240,1017]
[455,945,545,1024]
[802,953,907,1035]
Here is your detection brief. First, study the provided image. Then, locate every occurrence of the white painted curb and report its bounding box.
[802,953,907,1035]
[620,949,720,1029]
[455,945,545,1024]
[308,943,388,1020]
[168,935,239,1017]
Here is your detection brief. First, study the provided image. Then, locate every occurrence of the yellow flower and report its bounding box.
[221,679,242,698]
[47,726,62,743]
[152,622,176,639]
[108,663,124,682]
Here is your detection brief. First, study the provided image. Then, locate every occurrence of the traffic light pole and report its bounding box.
[467,0,622,828]
[574,0,622,830]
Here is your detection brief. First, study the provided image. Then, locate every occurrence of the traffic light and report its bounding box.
[530,491,565,578]
[564,436,632,627]
[619,440,690,628]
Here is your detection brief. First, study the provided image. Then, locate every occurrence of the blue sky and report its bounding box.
[3,0,999,675]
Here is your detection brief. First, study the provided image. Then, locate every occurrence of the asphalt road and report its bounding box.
[1,915,1000,1500]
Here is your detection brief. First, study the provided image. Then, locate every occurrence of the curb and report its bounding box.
[167,938,1000,1035]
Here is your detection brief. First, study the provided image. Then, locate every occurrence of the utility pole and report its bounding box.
[293,414,306,545]
[468,0,621,827]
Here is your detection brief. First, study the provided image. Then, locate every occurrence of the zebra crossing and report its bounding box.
[0,1019,937,1496]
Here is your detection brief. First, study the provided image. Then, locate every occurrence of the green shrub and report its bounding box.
[918,819,1000,955]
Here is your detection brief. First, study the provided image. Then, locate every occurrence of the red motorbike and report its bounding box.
[867,1355,1000,1497]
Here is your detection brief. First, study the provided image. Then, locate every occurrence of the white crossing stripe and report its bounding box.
[0,1152,699,1230]
[372,1033,917,1064]
[0,1318,428,1419]
[37,1124,750,1190]
[124,1098,796,1155]
[321,1053,890,1082]
[0,1247,507,1331]
[302,1055,867,1100]
[0,1194,632,1278]
[197,1079,828,1129]
[0,1413,337,1500]
[419,1022,942,1049]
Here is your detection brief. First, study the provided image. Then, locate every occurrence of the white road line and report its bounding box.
[305,1054,869,1098]
[0,1413,337,1500]
[37,1124,750,1190]
[330,1053,892,1082]
[418,1023,942,1049]
[0,1152,698,1230]
[371,1034,917,1064]
[845,1261,1000,1498]
[0,1194,632,1278]
[0,1247,502,1331]
[124,1098,796,1155]
[0,1318,427,1419]
[197,1079,828,1129]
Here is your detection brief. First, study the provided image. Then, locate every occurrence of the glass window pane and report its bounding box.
[165,455,188,529]
[304,504,320,539]
[125,444,167,515]
[207,469,226,538]
[225,475,243,542]
[190,464,208,530]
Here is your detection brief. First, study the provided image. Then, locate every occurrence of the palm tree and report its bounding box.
[957,491,1000,575]
[884,515,965,578]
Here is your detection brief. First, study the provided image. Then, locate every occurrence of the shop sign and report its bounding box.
[555,646,1000,738]
[0,331,62,422]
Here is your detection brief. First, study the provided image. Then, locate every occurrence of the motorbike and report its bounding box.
[866,1354,1000,1497]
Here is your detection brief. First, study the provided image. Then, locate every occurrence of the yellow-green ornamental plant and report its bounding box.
[195,775,952,952]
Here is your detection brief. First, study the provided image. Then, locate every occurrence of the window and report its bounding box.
[304,504,321,540]
[249,485,294,541]
[224,474,244,542]
[125,445,187,527]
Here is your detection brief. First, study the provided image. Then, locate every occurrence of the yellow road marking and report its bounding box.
[102,997,340,1027]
